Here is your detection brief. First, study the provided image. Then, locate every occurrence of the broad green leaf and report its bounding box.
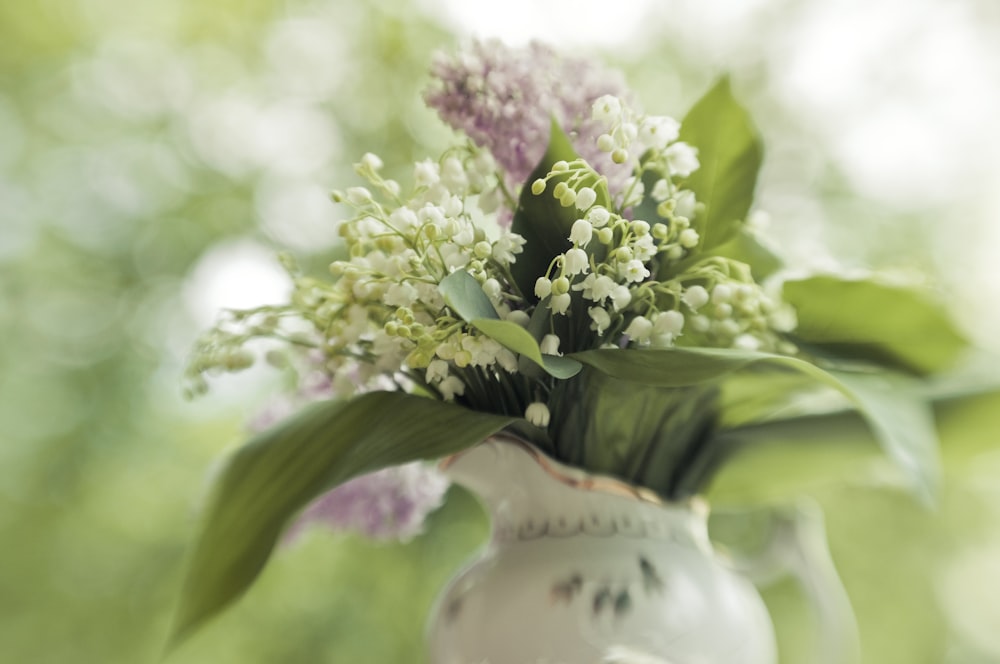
[829,369,939,502]
[707,409,881,505]
[510,119,611,301]
[169,392,514,649]
[439,270,499,321]
[470,317,582,379]
[570,347,940,499]
[679,77,763,250]
[708,385,1000,505]
[783,275,968,376]
[716,370,837,429]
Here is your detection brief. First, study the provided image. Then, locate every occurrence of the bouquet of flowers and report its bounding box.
[171,41,968,646]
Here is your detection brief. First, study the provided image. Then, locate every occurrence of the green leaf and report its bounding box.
[438,271,581,379]
[783,275,968,376]
[679,76,763,250]
[709,356,1000,505]
[829,369,940,503]
[439,270,499,321]
[570,347,940,499]
[470,318,581,379]
[510,119,611,301]
[169,392,514,649]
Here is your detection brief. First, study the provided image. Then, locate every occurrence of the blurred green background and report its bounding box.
[2,0,1000,662]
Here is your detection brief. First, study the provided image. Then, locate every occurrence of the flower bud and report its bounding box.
[474,241,493,259]
[679,229,700,248]
[655,310,685,335]
[534,277,553,299]
[482,278,501,299]
[346,187,372,205]
[563,248,589,275]
[359,152,383,171]
[551,276,571,296]
[540,334,561,355]
[559,189,577,207]
[550,292,572,314]
[711,284,733,303]
[569,219,594,247]
[682,285,710,310]
[525,402,551,427]
[624,316,653,343]
[575,186,598,211]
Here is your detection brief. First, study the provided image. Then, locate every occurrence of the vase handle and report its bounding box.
[714,501,861,664]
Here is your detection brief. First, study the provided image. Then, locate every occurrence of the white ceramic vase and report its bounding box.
[427,436,783,664]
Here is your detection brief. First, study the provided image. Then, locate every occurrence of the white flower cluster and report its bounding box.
[525,98,794,354]
[591,94,700,192]
[313,149,533,400]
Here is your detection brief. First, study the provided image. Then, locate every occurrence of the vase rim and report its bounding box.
[440,433,709,517]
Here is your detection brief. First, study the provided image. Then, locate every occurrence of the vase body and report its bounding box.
[427,436,777,664]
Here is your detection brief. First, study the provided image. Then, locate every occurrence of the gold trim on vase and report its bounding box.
[440,434,708,517]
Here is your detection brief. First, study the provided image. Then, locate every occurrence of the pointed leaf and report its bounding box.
[470,317,582,379]
[439,270,499,321]
[679,77,763,249]
[570,347,940,498]
[169,392,514,648]
[829,369,939,503]
[510,119,611,301]
[783,275,968,376]
[438,272,581,379]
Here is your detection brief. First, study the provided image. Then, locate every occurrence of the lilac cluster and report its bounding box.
[284,462,451,543]
[425,40,635,204]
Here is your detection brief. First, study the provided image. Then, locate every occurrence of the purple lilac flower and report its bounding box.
[284,462,451,543]
[425,40,635,205]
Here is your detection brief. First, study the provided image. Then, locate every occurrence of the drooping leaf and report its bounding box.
[783,275,968,376]
[169,392,514,649]
[828,369,940,502]
[716,370,837,429]
[708,383,1000,505]
[679,76,763,250]
[439,270,499,321]
[570,347,940,499]
[707,408,882,505]
[470,318,581,379]
[510,119,611,301]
